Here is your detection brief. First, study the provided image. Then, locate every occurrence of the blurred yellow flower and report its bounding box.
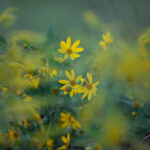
[0,7,18,27]
[49,68,58,78]
[23,119,28,128]
[95,143,103,150]
[99,32,113,50]
[27,77,40,89]
[57,133,70,150]
[58,69,84,97]
[85,146,92,150]
[1,87,8,94]
[58,36,84,60]
[40,66,58,78]
[24,93,32,102]
[24,73,33,79]
[8,129,20,143]
[46,139,54,150]
[81,73,99,100]
[40,67,48,77]
[38,142,44,150]
[54,57,64,63]
[131,111,136,117]
[60,112,81,130]
[16,89,22,96]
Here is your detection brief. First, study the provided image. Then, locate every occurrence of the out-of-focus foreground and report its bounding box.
[0,0,150,150]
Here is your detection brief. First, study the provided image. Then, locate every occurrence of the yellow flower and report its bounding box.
[58,36,84,60]
[40,67,48,77]
[95,143,103,150]
[49,68,58,78]
[16,89,22,95]
[131,111,136,117]
[60,112,81,130]
[23,119,28,128]
[57,133,70,150]
[81,73,99,100]
[99,32,113,50]
[27,77,40,89]
[58,69,84,97]
[8,129,20,143]
[24,73,33,79]
[24,93,32,102]
[38,142,44,150]
[40,66,58,78]
[1,87,8,94]
[0,7,18,27]
[54,57,64,63]
[46,139,54,150]
[85,146,92,150]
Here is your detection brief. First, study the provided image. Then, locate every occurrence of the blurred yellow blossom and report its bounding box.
[95,143,103,150]
[27,77,40,89]
[81,73,99,100]
[24,94,32,102]
[46,139,54,150]
[99,32,113,50]
[49,68,58,78]
[60,112,81,130]
[131,111,136,117]
[7,129,20,143]
[9,30,46,46]
[16,89,22,96]
[40,67,48,77]
[85,146,92,150]
[0,7,18,27]
[23,119,28,128]
[1,87,8,94]
[58,36,84,60]
[57,133,70,150]
[24,73,33,79]
[54,57,64,63]
[138,28,150,58]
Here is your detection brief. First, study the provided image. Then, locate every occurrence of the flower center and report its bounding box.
[86,83,93,90]
[67,48,72,54]
[70,80,76,86]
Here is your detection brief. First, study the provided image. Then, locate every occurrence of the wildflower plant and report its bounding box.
[0,3,150,150]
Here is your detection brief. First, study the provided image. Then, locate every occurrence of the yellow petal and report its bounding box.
[87,73,92,83]
[73,47,84,52]
[60,41,67,50]
[70,90,74,97]
[88,91,93,100]
[64,54,68,60]
[71,40,80,49]
[60,85,67,90]
[67,36,71,48]
[65,70,72,80]
[62,136,67,143]
[82,91,88,99]
[60,112,66,118]
[59,80,70,84]
[70,53,80,60]
[94,81,99,86]
[58,49,66,53]
[57,145,67,150]
[99,41,106,47]
[71,69,75,80]
[67,133,70,142]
